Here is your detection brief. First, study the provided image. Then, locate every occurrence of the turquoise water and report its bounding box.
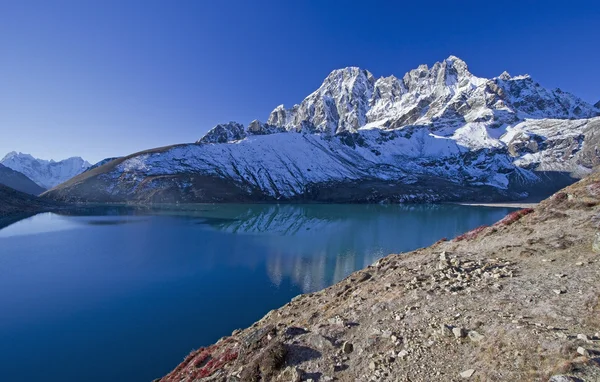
[0,204,513,381]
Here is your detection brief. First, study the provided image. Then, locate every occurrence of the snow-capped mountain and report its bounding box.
[43,56,600,203]
[1,152,91,189]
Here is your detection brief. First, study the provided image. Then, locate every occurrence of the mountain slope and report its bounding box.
[0,184,58,217]
[0,164,46,195]
[43,56,600,203]
[1,152,91,189]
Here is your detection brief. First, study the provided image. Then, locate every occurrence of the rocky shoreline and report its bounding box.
[158,172,600,382]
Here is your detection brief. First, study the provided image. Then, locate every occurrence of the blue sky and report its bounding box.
[1,0,599,163]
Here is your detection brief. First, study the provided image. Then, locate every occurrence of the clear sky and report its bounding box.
[1,0,599,163]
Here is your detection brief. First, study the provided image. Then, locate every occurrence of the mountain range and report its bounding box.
[0,152,91,189]
[43,56,600,203]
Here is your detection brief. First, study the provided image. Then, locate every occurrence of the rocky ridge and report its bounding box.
[43,56,600,204]
[159,171,600,382]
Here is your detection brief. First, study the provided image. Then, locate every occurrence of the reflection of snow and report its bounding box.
[0,213,81,238]
[208,204,342,236]
[0,213,150,238]
[264,247,388,293]
[218,204,514,293]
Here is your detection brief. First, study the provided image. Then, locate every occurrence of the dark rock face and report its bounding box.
[247,120,286,135]
[197,122,246,144]
[0,164,46,195]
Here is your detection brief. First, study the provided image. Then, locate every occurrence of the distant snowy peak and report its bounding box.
[199,55,599,143]
[0,152,91,189]
[595,100,600,109]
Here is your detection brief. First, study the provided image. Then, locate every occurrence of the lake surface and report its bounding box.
[0,204,514,381]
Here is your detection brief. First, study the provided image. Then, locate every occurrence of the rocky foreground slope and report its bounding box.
[44,56,599,204]
[158,173,600,382]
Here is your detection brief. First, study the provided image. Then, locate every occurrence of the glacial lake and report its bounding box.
[0,204,515,382]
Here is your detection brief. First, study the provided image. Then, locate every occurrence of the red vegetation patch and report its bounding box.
[162,348,202,381]
[454,225,488,242]
[435,237,448,245]
[553,192,568,201]
[494,208,534,227]
[160,339,239,382]
[195,348,238,378]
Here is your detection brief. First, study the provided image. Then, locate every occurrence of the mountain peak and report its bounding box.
[1,151,18,161]
[594,100,600,109]
[260,56,600,139]
[0,152,90,189]
[197,122,246,144]
[498,71,511,80]
[321,66,375,87]
[2,151,36,162]
[445,55,465,65]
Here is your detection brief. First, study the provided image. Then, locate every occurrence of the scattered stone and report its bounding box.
[342,341,354,354]
[468,330,484,342]
[549,376,579,382]
[397,349,408,359]
[593,232,600,253]
[278,366,302,382]
[555,332,568,340]
[306,333,334,351]
[328,315,345,326]
[369,361,376,370]
[438,324,453,337]
[453,327,467,338]
[577,333,589,342]
[577,347,590,357]
[381,329,393,338]
[552,289,566,295]
[460,369,475,378]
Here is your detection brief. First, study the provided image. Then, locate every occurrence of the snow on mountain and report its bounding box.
[43,56,600,203]
[264,56,598,136]
[1,152,91,189]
